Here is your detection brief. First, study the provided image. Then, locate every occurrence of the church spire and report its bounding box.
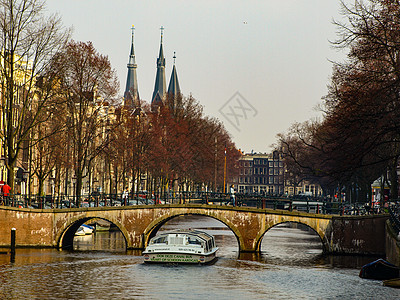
[168,51,181,97]
[124,25,140,107]
[151,26,167,106]
[167,52,182,112]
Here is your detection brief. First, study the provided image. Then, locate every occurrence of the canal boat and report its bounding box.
[94,219,112,232]
[383,278,400,288]
[359,259,400,280]
[75,224,94,236]
[143,229,218,264]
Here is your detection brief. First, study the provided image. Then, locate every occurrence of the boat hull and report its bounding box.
[143,251,217,264]
[359,259,400,280]
[383,278,400,288]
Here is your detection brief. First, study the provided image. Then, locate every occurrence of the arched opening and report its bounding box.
[147,214,240,259]
[59,218,127,252]
[258,222,324,266]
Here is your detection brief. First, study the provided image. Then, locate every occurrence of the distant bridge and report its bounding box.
[0,204,388,255]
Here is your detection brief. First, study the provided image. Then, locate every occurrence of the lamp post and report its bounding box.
[214,137,217,192]
[72,176,76,206]
[223,146,227,194]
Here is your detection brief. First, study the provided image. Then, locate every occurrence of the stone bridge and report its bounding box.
[0,204,389,255]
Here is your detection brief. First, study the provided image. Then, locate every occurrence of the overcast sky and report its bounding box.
[46,0,348,154]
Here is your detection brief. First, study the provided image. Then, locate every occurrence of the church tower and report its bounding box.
[124,25,140,107]
[168,52,181,97]
[167,52,182,111]
[151,26,167,106]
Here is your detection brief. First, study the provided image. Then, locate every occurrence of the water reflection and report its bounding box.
[0,215,393,299]
[74,231,126,252]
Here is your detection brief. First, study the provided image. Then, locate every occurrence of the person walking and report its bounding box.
[122,187,129,206]
[230,184,236,207]
[2,182,11,205]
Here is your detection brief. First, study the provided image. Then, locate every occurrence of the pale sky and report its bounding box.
[46,0,347,153]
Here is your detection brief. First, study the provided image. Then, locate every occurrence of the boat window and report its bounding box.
[207,240,212,250]
[151,236,167,244]
[187,237,201,245]
[170,236,184,245]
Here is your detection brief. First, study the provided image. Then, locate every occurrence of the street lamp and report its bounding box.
[223,146,227,194]
[72,176,76,206]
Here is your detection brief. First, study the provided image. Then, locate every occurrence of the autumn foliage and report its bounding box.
[111,94,240,194]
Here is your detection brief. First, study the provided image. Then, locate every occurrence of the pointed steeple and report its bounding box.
[124,25,139,107]
[168,52,181,97]
[151,26,167,106]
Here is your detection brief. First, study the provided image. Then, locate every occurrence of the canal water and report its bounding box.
[0,215,398,299]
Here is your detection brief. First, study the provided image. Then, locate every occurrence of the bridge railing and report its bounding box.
[0,192,387,216]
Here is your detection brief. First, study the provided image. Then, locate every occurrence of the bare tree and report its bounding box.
[55,41,119,203]
[0,0,70,190]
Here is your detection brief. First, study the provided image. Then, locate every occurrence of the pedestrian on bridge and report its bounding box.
[230,185,236,207]
[1,182,11,206]
[122,187,129,206]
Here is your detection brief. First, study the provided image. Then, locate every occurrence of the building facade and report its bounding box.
[237,151,284,195]
[237,151,323,196]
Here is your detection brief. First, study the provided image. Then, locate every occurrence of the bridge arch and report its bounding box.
[142,212,244,250]
[254,219,330,253]
[56,216,128,250]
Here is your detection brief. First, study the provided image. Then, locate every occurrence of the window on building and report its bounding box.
[269,161,273,167]
[269,168,274,175]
